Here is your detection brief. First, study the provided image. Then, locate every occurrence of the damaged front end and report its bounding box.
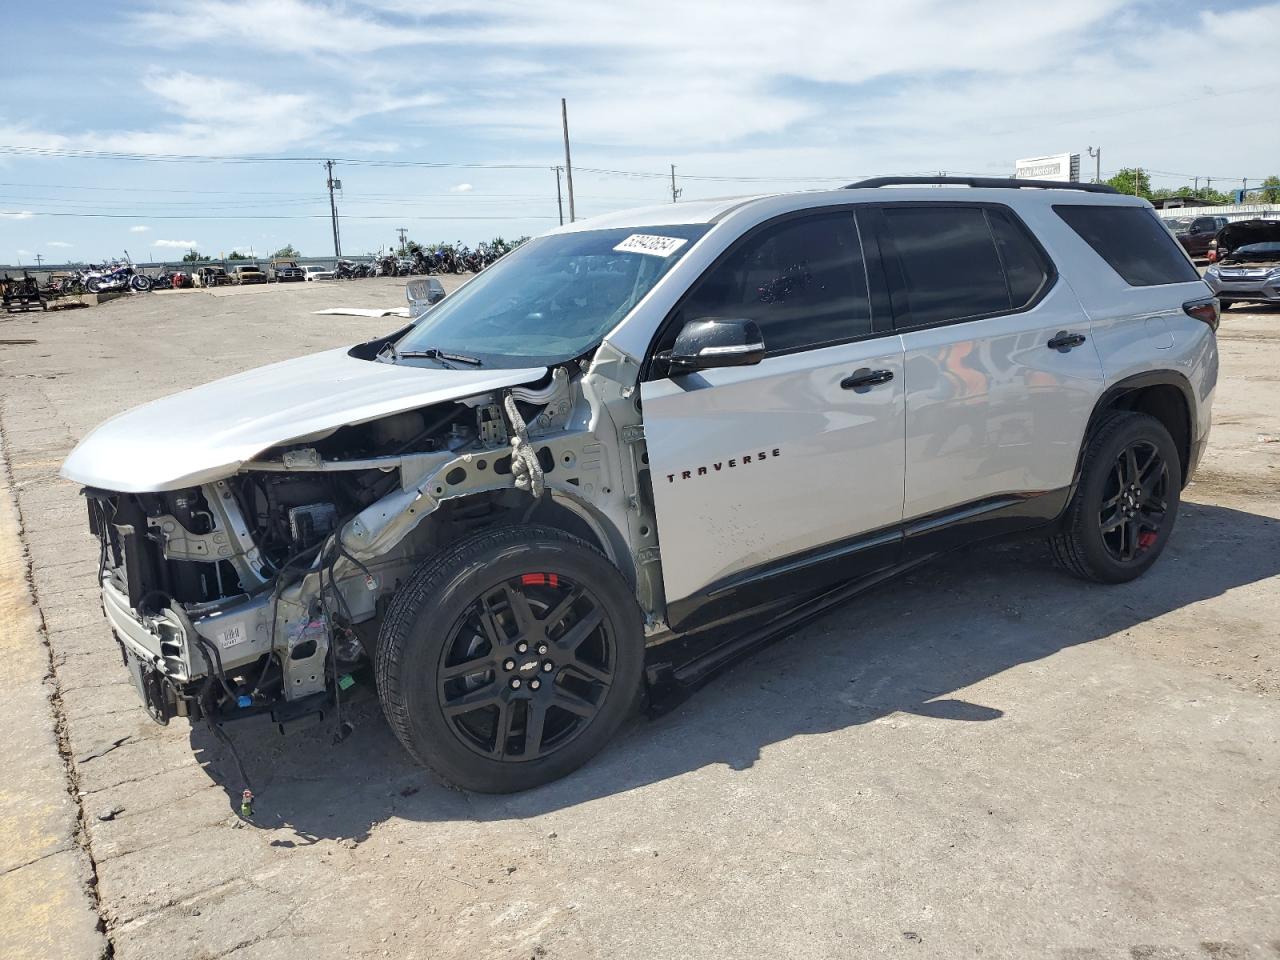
[79,353,662,742]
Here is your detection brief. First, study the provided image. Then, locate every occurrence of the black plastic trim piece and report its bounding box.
[652,555,935,708]
[1076,370,1198,489]
[845,176,1119,194]
[665,526,903,633]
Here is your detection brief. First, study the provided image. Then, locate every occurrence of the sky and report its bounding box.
[1,0,1277,265]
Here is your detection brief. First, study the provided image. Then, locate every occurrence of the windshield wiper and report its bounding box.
[397,347,483,367]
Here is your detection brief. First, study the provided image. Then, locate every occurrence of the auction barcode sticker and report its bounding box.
[217,624,246,650]
[613,234,688,257]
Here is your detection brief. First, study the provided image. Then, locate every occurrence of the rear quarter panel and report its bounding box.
[1017,199,1218,450]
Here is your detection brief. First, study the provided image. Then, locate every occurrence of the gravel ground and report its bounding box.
[1,278,1276,960]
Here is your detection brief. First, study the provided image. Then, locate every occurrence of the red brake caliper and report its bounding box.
[1137,531,1157,550]
[521,573,559,587]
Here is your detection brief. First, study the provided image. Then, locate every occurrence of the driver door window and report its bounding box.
[676,212,872,354]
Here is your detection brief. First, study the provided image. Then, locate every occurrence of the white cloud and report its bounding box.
[450,183,474,193]
[47,241,72,248]
[153,239,200,249]
[1,211,36,219]
[129,0,433,55]
[15,249,32,257]
[129,225,151,233]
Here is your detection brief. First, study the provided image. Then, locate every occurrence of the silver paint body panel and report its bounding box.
[642,338,906,602]
[898,281,1103,518]
[60,348,545,492]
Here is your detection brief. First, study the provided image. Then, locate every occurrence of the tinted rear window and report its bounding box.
[882,206,1010,327]
[989,209,1052,306]
[1055,205,1200,286]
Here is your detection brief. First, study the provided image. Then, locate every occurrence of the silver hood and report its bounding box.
[61,347,546,492]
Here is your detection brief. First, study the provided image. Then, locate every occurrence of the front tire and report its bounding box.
[1049,411,1181,583]
[375,526,644,792]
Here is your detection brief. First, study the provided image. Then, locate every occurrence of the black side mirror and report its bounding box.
[667,317,765,373]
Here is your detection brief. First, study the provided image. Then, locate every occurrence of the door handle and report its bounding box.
[841,368,895,390]
[1047,331,1087,351]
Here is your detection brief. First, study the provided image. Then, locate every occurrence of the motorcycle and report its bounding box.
[84,262,152,293]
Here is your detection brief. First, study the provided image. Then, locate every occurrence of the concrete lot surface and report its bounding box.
[0,278,1276,959]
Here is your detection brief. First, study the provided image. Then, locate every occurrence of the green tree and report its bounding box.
[1150,185,1233,205]
[226,250,251,261]
[181,249,206,263]
[1106,168,1152,198]
[271,244,300,259]
[1254,175,1280,203]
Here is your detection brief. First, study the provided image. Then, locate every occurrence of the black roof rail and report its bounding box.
[844,176,1119,194]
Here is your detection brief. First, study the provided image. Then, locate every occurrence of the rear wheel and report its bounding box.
[375,526,644,792]
[1050,411,1181,583]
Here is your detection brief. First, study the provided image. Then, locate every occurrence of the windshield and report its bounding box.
[1164,218,1192,233]
[393,224,709,368]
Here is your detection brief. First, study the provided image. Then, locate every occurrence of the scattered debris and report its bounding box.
[96,805,124,822]
[903,931,923,943]
[1257,434,1280,443]
[312,307,410,318]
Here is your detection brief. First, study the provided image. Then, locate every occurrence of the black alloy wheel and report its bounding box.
[375,526,644,792]
[1097,439,1169,563]
[438,572,616,762]
[1050,411,1182,584]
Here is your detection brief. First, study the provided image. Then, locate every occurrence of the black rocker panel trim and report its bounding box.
[662,488,1071,634]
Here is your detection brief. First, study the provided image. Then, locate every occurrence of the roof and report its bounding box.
[551,195,770,233]
[550,185,1150,235]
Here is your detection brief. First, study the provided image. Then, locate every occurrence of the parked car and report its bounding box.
[231,263,268,285]
[193,265,229,288]
[301,264,335,281]
[269,259,306,283]
[1168,215,1230,258]
[1204,219,1280,310]
[61,177,1217,795]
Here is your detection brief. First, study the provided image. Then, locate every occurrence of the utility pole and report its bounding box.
[1087,145,1101,183]
[1133,167,1141,196]
[1242,178,1248,200]
[325,160,342,258]
[560,98,576,222]
[1206,177,1212,199]
[396,227,408,254]
[1194,176,1200,195]
[670,164,681,203]
[33,253,44,268]
[551,166,565,225]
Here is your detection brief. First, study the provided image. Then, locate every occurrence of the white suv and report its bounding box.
[62,177,1218,794]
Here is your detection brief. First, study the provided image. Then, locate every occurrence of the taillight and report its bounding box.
[1183,297,1219,331]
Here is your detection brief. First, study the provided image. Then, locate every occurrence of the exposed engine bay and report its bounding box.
[83,349,662,745]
